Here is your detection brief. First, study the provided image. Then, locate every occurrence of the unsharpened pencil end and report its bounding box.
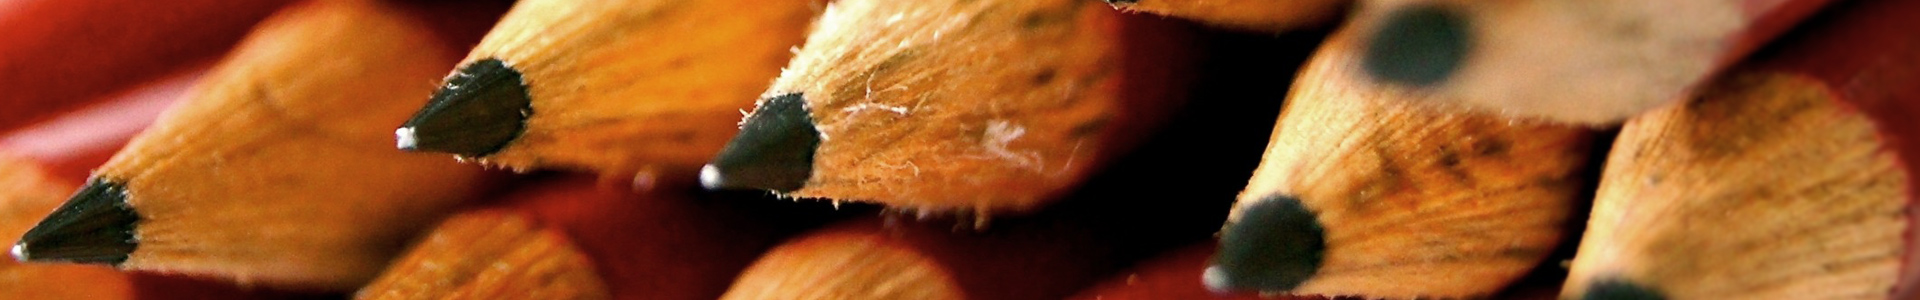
[14,179,140,265]
[1206,195,1325,292]
[1362,3,1470,87]
[702,93,819,193]
[397,58,531,157]
[1579,280,1667,300]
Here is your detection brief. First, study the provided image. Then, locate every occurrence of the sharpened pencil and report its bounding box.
[701,0,1198,213]
[1562,0,1920,298]
[1204,22,1597,299]
[1,67,335,300]
[11,0,505,289]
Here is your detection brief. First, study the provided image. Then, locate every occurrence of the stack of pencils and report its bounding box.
[2,0,1916,299]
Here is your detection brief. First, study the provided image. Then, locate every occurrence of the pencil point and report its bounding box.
[1362,4,1470,87]
[1206,195,1324,292]
[702,93,819,192]
[15,179,140,265]
[1104,0,1137,5]
[398,58,531,157]
[1580,280,1666,300]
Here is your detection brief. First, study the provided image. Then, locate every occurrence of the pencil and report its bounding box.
[0,98,154,300]
[1348,0,1834,124]
[713,22,1329,300]
[1561,0,1920,298]
[1204,24,1597,298]
[360,171,841,300]
[355,209,608,300]
[714,26,1329,300]
[11,0,500,289]
[0,0,291,132]
[700,0,1197,212]
[1,69,328,300]
[720,214,1118,300]
[394,0,823,176]
[1104,0,1348,31]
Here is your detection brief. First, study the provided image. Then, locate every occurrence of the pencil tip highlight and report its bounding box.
[698,164,726,190]
[15,179,140,265]
[1580,279,1667,300]
[1207,195,1325,292]
[702,93,819,193]
[1362,3,1471,87]
[397,58,531,157]
[394,127,418,150]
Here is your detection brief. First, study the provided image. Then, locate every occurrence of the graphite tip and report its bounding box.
[1206,195,1325,292]
[14,178,140,265]
[1362,3,1471,87]
[397,58,531,157]
[701,93,820,193]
